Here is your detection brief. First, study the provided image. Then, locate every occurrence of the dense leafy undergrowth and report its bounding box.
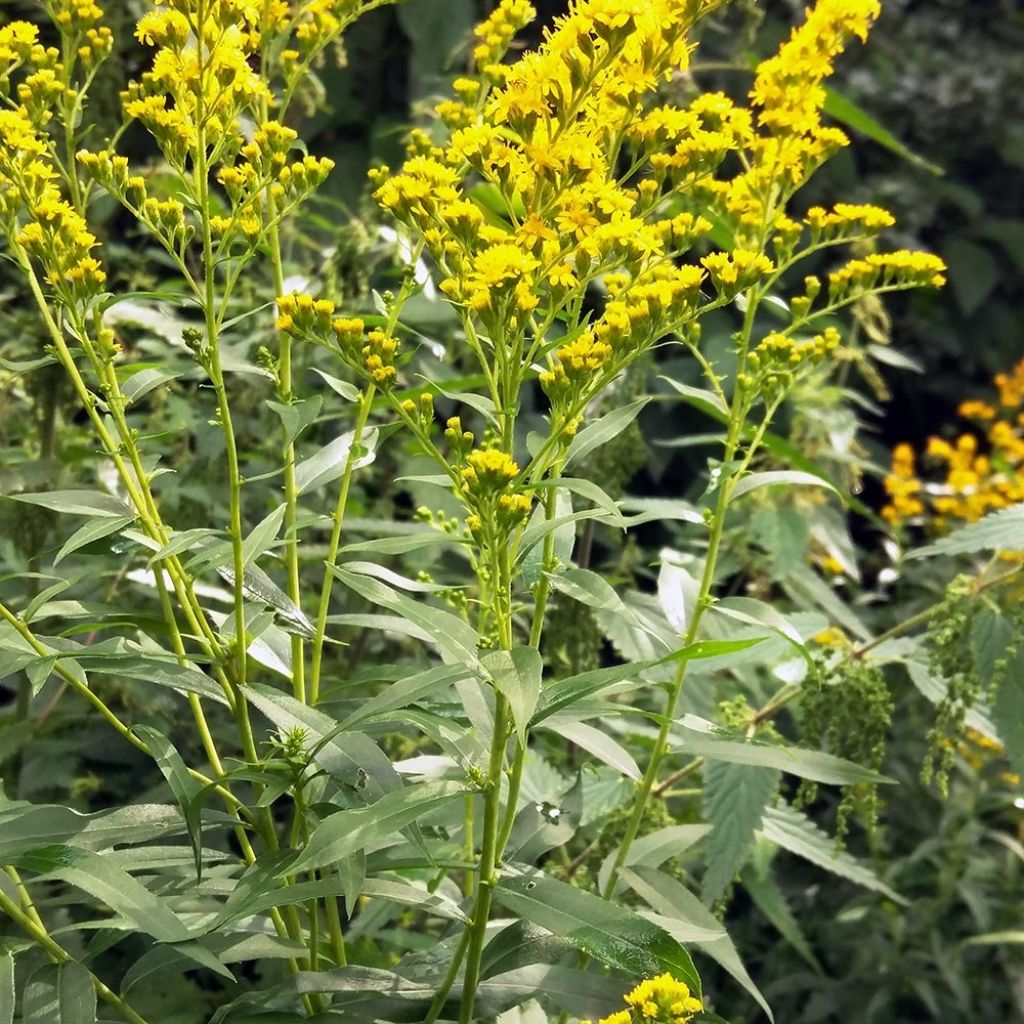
[0,1,1022,1023]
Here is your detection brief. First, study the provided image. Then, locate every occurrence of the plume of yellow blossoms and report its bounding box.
[368,0,944,443]
[0,15,111,309]
[882,358,1024,527]
[582,972,703,1024]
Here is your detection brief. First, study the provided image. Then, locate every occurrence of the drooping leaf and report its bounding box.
[620,867,772,1020]
[672,715,892,786]
[22,963,96,1024]
[9,491,132,518]
[52,516,136,567]
[992,650,1024,781]
[741,861,821,972]
[730,470,839,502]
[494,869,702,995]
[544,719,641,780]
[11,845,194,943]
[330,565,481,670]
[132,725,206,880]
[565,398,650,467]
[701,761,779,905]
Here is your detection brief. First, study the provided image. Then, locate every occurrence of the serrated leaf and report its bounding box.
[484,646,542,744]
[702,761,778,904]
[22,963,96,1024]
[52,516,135,567]
[494,869,701,995]
[286,780,467,875]
[9,491,132,518]
[907,502,1024,559]
[759,803,905,903]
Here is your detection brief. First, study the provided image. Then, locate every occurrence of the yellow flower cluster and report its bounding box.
[459,448,532,538]
[0,50,107,307]
[805,203,896,240]
[742,325,841,396]
[828,250,947,303]
[881,442,924,524]
[582,973,702,1024]
[882,358,1024,527]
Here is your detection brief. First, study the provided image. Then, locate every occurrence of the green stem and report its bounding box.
[309,384,376,705]
[458,693,510,1024]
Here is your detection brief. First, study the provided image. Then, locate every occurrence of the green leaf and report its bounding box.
[993,650,1024,781]
[132,725,205,881]
[72,648,226,704]
[244,684,401,799]
[217,563,315,639]
[823,87,943,175]
[702,761,778,905]
[547,567,627,614]
[52,516,136,567]
[495,870,701,994]
[340,663,469,731]
[310,367,360,402]
[296,426,378,495]
[483,646,542,744]
[534,640,765,724]
[0,800,184,858]
[12,845,193,942]
[907,502,1024,559]
[741,862,821,972]
[963,931,1024,947]
[9,491,132,518]
[267,396,322,444]
[330,565,480,670]
[22,963,96,1024]
[242,504,286,569]
[565,398,650,468]
[759,803,905,903]
[120,367,181,405]
[0,954,13,1024]
[287,780,467,875]
[730,470,839,502]
[543,719,640,780]
[660,376,728,417]
[672,716,892,785]
[620,867,772,1021]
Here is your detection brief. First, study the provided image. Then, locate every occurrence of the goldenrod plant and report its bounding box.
[2,1,1018,1022]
